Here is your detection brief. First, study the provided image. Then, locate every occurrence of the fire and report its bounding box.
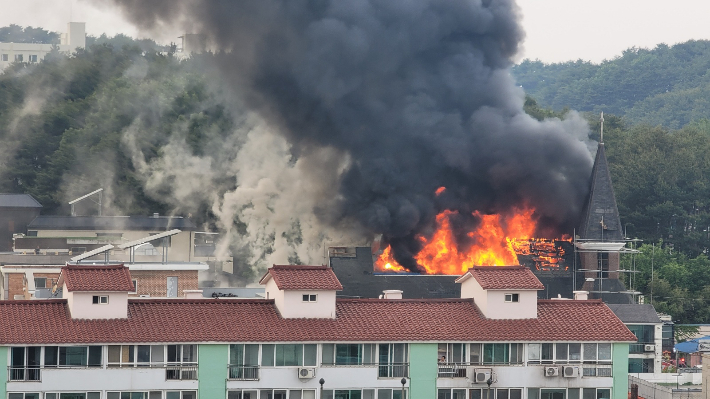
[374,205,539,274]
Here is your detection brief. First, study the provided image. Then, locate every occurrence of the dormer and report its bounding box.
[259,265,343,319]
[57,264,134,319]
[456,266,544,319]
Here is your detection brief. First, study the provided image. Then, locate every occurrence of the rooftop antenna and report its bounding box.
[600,112,604,144]
[68,188,103,216]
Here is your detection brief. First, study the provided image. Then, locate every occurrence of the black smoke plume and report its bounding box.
[104,0,593,271]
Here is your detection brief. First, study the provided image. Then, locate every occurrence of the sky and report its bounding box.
[1,0,710,64]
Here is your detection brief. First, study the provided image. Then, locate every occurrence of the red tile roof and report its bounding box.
[260,265,343,291]
[456,266,545,290]
[59,264,135,292]
[0,298,636,344]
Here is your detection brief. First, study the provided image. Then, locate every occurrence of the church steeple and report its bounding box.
[578,114,623,241]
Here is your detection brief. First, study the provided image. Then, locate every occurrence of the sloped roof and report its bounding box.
[0,298,636,344]
[260,265,343,291]
[456,266,545,290]
[607,304,662,324]
[28,216,197,231]
[0,194,42,208]
[578,144,623,241]
[59,264,135,292]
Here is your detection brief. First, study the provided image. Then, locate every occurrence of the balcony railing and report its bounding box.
[437,363,467,378]
[228,365,259,380]
[165,364,198,380]
[378,363,409,378]
[582,365,613,377]
[8,367,41,381]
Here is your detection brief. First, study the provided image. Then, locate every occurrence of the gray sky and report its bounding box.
[1,0,710,64]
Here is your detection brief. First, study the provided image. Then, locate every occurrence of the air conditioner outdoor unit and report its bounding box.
[545,366,559,377]
[474,368,492,383]
[298,367,316,379]
[644,344,655,352]
[563,366,578,378]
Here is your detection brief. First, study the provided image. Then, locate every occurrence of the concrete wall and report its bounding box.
[129,270,198,297]
[66,290,128,319]
[282,290,337,319]
[612,343,629,399]
[484,290,538,319]
[410,343,436,399]
[0,346,6,399]
[198,344,227,399]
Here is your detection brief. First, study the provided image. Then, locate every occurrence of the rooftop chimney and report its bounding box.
[183,289,203,299]
[573,291,589,300]
[382,290,403,299]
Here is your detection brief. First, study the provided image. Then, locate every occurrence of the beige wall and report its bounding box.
[129,270,198,298]
[65,287,128,319]
[460,276,538,319]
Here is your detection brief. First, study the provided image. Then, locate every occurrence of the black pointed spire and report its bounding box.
[578,141,623,241]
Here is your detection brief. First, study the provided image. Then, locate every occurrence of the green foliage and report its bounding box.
[0,24,59,44]
[0,31,233,223]
[513,40,710,128]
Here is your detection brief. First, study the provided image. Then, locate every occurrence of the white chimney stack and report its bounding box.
[573,291,589,300]
[382,290,403,299]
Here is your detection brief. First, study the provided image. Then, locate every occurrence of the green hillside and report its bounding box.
[513,40,710,128]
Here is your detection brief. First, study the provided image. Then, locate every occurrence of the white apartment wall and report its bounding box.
[281,290,337,319]
[7,368,197,392]
[65,287,128,319]
[228,366,415,390]
[66,22,86,49]
[35,229,194,262]
[485,290,538,319]
[459,277,537,319]
[265,277,336,319]
[437,365,614,389]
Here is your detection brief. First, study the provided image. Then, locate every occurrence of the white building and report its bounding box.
[0,23,85,71]
[0,264,636,399]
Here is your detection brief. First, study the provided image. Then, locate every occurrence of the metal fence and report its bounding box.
[629,375,704,399]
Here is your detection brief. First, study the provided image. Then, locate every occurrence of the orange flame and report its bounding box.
[375,205,540,274]
[435,186,446,196]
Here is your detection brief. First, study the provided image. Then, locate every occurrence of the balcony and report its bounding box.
[165,364,198,380]
[437,363,467,378]
[8,367,41,381]
[378,363,409,378]
[228,365,259,380]
[582,365,613,377]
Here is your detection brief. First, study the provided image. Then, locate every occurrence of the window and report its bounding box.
[227,391,259,399]
[44,393,101,399]
[92,295,109,304]
[9,394,40,399]
[229,344,260,379]
[1,54,8,61]
[481,343,523,365]
[131,279,138,293]
[582,389,610,399]
[165,392,196,399]
[438,343,466,363]
[321,343,376,365]
[373,390,405,399]
[34,278,47,289]
[302,294,317,302]
[261,344,317,367]
[437,389,466,399]
[10,347,41,381]
[42,346,101,367]
[379,343,408,377]
[527,343,553,364]
[29,54,37,62]
[167,277,178,298]
[15,54,23,62]
[107,393,162,399]
[108,345,165,367]
[504,293,519,303]
[628,325,655,353]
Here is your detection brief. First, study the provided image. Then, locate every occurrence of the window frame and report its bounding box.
[92,295,109,305]
[302,294,318,302]
[504,293,519,303]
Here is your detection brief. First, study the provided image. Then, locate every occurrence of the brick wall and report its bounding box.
[7,273,25,299]
[129,270,199,298]
[33,273,60,289]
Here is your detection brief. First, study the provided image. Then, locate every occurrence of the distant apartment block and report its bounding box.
[0,22,85,71]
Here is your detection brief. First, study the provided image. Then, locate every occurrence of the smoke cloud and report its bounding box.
[104,0,594,271]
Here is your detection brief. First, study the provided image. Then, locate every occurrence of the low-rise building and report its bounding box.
[0,265,635,399]
[0,262,207,300]
[0,23,85,71]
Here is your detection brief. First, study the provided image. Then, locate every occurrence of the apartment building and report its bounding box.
[0,265,635,399]
[0,23,85,71]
